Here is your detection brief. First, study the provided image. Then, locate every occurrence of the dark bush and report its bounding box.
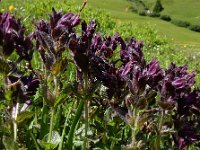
[171,19,190,28]
[129,6,138,13]
[188,24,200,32]
[160,15,171,21]
[148,12,160,17]
[138,10,147,16]
[153,0,164,13]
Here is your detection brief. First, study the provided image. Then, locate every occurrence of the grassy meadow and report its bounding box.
[1,0,200,149]
[1,0,200,48]
[75,0,200,49]
[144,0,200,24]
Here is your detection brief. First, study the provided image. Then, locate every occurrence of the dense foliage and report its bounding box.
[0,6,200,150]
[171,20,191,28]
[152,0,163,13]
[160,15,171,22]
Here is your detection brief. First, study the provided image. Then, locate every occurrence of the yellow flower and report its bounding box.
[9,5,14,12]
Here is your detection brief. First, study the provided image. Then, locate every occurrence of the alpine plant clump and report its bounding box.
[0,8,199,150]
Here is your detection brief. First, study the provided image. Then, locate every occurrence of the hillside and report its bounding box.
[143,0,200,24]
[75,0,200,52]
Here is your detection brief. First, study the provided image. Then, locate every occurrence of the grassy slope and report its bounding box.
[161,0,200,24]
[143,0,200,24]
[0,0,199,52]
[75,0,200,51]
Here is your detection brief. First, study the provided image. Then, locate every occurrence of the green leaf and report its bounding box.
[54,83,72,107]
[0,57,10,74]
[51,58,68,76]
[40,104,49,139]
[0,125,10,135]
[67,99,84,150]
[5,90,12,101]
[38,131,61,149]
[51,59,62,75]
[16,111,34,124]
[3,136,19,150]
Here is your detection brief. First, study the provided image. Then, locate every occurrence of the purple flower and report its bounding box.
[7,74,40,103]
[159,63,196,104]
[144,58,164,87]
[174,127,200,150]
[172,72,195,90]
[120,61,134,77]
[36,20,50,34]
[0,12,33,60]
[85,20,97,38]
[34,8,81,70]
[90,33,102,51]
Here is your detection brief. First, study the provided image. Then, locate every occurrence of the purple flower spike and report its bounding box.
[172,78,186,89]
[7,74,40,103]
[0,12,33,60]
[145,58,164,87]
[120,61,133,77]
[86,20,97,38]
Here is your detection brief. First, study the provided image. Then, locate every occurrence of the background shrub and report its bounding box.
[148,12,160,17]
[129,6,138,13]
[171,19,190,28]
[138,10,147,16]
[160,15,171,21]
[153,0,164,13]
[188,24,200,32]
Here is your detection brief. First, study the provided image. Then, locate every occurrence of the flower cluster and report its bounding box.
[7,74,39,104]
[0,9,199,150]
[34,8,80,70]
[0,12,33,61]
[159,64,200,149]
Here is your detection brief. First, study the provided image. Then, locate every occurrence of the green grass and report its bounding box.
[161,0,200,24]
[139,0,200,24]
[75,0,200,51]
[1,0,199,50]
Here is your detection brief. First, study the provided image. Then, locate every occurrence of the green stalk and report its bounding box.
[66,99,84,150]
[131,108,138,146]
[40,62,49,139]
[83,73,89,150]
[48,107,55,143]
[58,121,67,150]
[83,99,88,150]
[13,102,19,142]
[66,72,90,150]
[30,131,40,150]
[156,110,165,150]
[39,99,48,139]
[58,102,74,150]
[48,76,58,142]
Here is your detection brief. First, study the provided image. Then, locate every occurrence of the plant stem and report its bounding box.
[58,102,74,150]
[30,131,40,150]
[67,99,84,150]
[156,110,165,150]
[13,102,19,142]
[40,99,48,139]
[131,108,138,146]
[83,99,88,150]
[83,73,89,150]
[48,107,55,143]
